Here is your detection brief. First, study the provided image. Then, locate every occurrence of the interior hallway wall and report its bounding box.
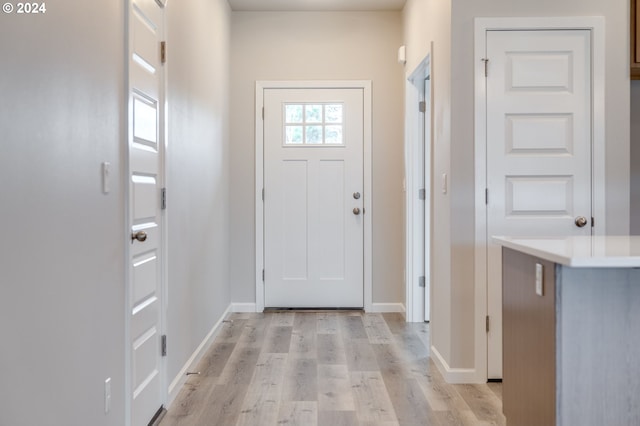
[0,2,127,425]
[402,0,453,367]
[165,0,232,399]
[229,11,406,307]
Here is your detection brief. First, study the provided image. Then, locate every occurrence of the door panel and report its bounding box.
[264,88,364,308]
[317,160,346,279]
[129,0,164,424]
[486,30,592,379]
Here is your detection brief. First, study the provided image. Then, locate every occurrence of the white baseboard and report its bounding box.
[231,302,403,314]
[231,302,258,312]
[430,344,482,384]
[167,303,232,405]
[368,303,406,313]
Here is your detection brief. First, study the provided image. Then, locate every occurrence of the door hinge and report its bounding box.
[486,315,490,333]
[161,187,167,210]
[418,276,426,287]
[419,188,426,200]
[262,269,265,281]
[161,335,167,357]
[160,41,167,64]
[418,101,426,113]
[485,188,488,205]
[481,58,489,77]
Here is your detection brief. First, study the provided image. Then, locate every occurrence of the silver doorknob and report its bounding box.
[353,207,361,215]
[575,216,588,228]
[131,230,148,242]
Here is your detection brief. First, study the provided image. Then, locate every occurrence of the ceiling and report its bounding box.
[227,0,407,12]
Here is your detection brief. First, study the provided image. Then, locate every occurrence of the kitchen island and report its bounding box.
[494,236,640,426]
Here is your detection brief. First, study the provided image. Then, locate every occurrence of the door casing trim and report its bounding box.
[404,52,433,323]
[473,17,605,382]
[255,80,373,312]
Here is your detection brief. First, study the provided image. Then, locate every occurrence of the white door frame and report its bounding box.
[405,52,432,323]
[473,17,605,382]
[255,81,373,312]
[124,0,168,423]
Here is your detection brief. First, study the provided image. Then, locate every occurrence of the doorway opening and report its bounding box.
[405,51,432,323]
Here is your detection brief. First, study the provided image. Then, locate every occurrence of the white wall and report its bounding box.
[402,0,453,363]
[165,0,232,399]
[229,12,406,306]
[0,2,126,425]
[0,0,232,424]
[404,0,631,374]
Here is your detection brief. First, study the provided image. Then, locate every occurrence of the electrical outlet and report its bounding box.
[535,263,544,296]
[104,378,111,413]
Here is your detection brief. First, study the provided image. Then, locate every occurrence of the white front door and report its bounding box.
[485,29,593,378]
[263,88,364,308]
[128,0,165,423]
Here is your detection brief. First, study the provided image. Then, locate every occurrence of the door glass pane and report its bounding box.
[282,103,345,146]
[285,126,303,144]
[305,105,322,123]
[285,105,303,123]
[325,104,343,123]
[305,126,323,144]
[325,125,343,144]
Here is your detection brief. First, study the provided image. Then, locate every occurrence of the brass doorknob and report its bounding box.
[131,230,148,242]
[575,216,588,228]
[353,207,361,215]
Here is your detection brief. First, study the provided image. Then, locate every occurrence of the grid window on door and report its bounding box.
[284,103,344,145]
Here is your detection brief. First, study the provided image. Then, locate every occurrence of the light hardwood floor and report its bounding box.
[161,311,506,426]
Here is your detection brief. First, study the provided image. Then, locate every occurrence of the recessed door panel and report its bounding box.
[506,176,573,216]
[281,160,309,280]
[317,160,346,280]
[506,114,573,155]
[508,52,572,91]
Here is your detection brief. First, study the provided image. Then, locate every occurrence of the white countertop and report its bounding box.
[492,236,640,267]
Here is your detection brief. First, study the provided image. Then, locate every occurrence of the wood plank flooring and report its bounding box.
[161,312,505,426]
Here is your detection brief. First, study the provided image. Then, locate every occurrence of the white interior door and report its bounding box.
[263,88,364,308]
[128,0,165,423]
[485,29,592,379]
